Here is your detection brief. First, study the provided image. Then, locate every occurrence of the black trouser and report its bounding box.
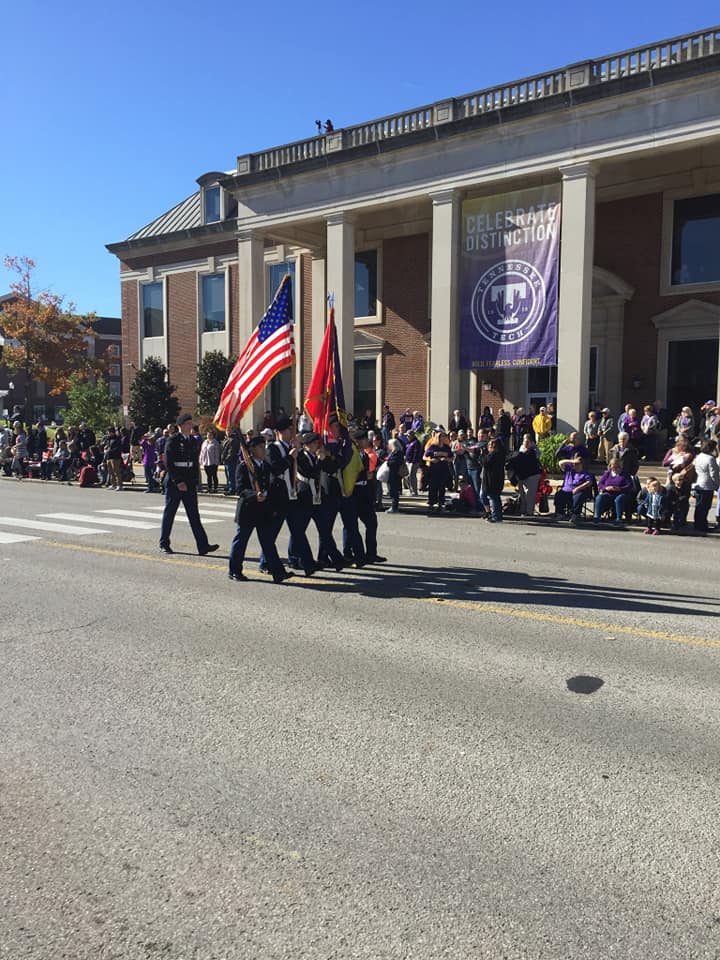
[204,464,218,491]
[350,487,378,559]
[284,500,315,573]
[315,495,345,566]
[229,520,284,580]
[160,480,211,552]
[339,493,366,563]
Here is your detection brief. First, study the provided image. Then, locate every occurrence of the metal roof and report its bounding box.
[127,191,201,241]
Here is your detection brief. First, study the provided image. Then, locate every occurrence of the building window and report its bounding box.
[204,186,221,224]
[108,343,120,357]
[266,261,296,317]
[354,358,377,420]
[142,282,164,338]
[109,363,121,378]
[201,274,226,332]
[109,381,122,399]
[671,193,720,286]
[355,250,377,318]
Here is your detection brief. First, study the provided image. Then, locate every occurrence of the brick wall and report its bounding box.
[595,192,720,406]
[166,271,198,413]
[381,234,430,418]
[121,279,138,407]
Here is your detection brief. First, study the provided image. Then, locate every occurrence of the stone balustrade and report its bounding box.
[235,26,720,177]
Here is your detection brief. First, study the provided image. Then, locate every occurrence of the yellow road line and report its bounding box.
[420,597,717,650]
[41,540,333,583]
[34,541,715,650]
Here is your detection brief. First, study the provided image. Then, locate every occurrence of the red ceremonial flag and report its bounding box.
[214,274,294,431]
[304,307,347,436]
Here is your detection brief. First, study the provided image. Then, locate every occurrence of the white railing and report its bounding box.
[237,26,720,175]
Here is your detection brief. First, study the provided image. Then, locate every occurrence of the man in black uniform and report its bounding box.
[297,431,345,573]
[345,430,386,564]
[265,416,316,577]
[159,413,219,556]
[228,435,292,583]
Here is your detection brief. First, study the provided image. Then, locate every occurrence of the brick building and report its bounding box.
[108,26,720,432]
[0,295,122,423]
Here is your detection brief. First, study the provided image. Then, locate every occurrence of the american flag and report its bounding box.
[214,274,295,431]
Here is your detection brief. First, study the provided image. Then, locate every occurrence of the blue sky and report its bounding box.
[1,0,718,317]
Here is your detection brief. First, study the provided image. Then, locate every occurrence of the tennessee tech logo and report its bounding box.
[471,260,546,345]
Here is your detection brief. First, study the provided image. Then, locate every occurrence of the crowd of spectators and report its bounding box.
[2,397,719,535]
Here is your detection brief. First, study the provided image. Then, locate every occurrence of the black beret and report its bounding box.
[301,431,320,444]
[248,435,266,448]
[177,413,193,426]
[275,416,292,431]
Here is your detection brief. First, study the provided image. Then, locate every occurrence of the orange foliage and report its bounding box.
[1,256,105,395]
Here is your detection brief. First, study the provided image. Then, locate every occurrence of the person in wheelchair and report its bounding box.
[554,454,595,525]
[592,457,634,527]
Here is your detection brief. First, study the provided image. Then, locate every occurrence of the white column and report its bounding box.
[237,229,265,431]
[429,189,460,428]
[556,163,596,434]
[326,213,355,414]
[311,255,327,364]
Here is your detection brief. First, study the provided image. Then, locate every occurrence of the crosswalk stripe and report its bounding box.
[145,508,235,520]
[0,531,39,544]
[142,505,236,519]
[40,513,157,530]
[98,509,222,524]
[0,517,110,536]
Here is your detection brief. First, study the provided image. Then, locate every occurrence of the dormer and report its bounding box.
[196,172,237,226]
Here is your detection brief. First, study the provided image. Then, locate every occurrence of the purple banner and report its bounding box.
[459,185,561,370]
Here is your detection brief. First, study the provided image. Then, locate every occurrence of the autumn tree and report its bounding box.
[1,257,102,418]
[128,356,180,429]
[197,349,235,416]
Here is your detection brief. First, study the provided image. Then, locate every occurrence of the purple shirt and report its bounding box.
[561,463,594,493]
[598,469,632,494]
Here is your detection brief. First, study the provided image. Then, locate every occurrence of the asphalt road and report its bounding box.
[1,478,719,960]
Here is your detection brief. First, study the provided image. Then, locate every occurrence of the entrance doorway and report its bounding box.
[527,365,557,413]
[666,338,719,416]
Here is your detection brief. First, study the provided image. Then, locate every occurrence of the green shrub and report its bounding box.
[538,433,568,474]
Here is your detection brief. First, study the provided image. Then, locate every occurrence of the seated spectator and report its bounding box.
[666,472,692,531]
[446,477,477,513]
[554,455,595,525]
[593,458,634,526]
[53,440,72,483]
[557,431,590,462]
[662,436,695,485]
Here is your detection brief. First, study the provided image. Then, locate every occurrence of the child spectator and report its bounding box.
[643,479,666,535]
[666,473,692,531]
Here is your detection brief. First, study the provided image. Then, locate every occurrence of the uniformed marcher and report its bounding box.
[228,436,292,583]
[265,416,316,577]
[159,413,219,555]
[345,431,386,564]
[296,431,344,572]
[318,415,365,568]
